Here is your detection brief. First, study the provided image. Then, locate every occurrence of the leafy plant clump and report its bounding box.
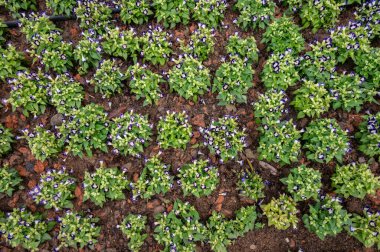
[356,113,380,157]
[262,49,300,90]
[280,165,322,202]
[132,156,173,200]
[355,0,380,38]
[83,164,129,207]
[226,34,259,63]
[0,44,26,81]
[303,118,350,163]
[29,168,76,210]
[90,59,126,98]
[0,124,14,156]
[153,0,195,28]
[127,63,164,106]
[0,165,22,197]
[237,171,265,201]
[157,111,192,149]
[154,200,206,251]
[254,89,288,125]
[102,27,140,62]
[46,0,76,16]
[58,103,109,157]
[355,47,380,88]
[177,159,219,197]
[201,116,247,162]
[140,26,173,65]
[57,211,100,250]
[23,125,63,161]
[118,0,153,25]
[261,194,298,230]
[168,55,211,101]
[302,195,351,240]
[180,24,215,61]
[291,80,332,119]
[262,16,305,54]
[118,214,147,252]
[74,31,103,74]
[193,0,228,28]
[332,163,380,199]
[234,0,275,30]
[20,13,57,42]
[213,56,254,105]
[109,111,152,157]
[0,0,37,18]
[0,208,53,251]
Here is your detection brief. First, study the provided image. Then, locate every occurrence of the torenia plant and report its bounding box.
[193,0,228,28]
[356,113,380,157]
[20,13,57,41]
[74,30,103,74]
[0,44,26,81]
[118,214,147,252]
[83,164,129,207]
[0,124,14,156]
[46,0,76,16]
[177,159,219,197]
[57,211,100,250]
[0,208,53,251]
[226,34,259,63]
[261,194,298,230]
[132,155,173,199]
[332,163,380,199]
[140,26,173,65]
[102,27,140,62]
[213,56,254,105]
[127,63,164,106]
[109,111,153,157]
[180,24,215,61]
[168,54,211,101]
[302,195,350,240]
[201,115,247,162]
[280,165,322,202]
[0,0,37,18]
[303,118,350,163]
[153,0,195,28]
[90,59,126,98]
[118,0,153,25]
[0,165,22,196]
[254,89,288,125]
[234,0,275,30]
[154,200,206,251]
[354,47,380,87]
[29,167,76,210]
[237,171,265,201]
[157,111,192,149]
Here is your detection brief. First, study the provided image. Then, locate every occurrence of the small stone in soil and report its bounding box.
[244,149,257,159]
[50,113,64,126]
[250,244,257,250]
[259,161,278,176]
[358,157,366,163]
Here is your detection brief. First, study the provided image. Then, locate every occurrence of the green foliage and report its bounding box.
[102,27,140,62]
[83,164,129,207]
[201,116,246,162]
[0,124,13,156]
[57,211,100,249]
[132,156,173,199]
[0,20,6,44]
[226,34,258,63]
[300,0,342,33]
[0,208,53,251]
[46,0,76,16]
[154,200,205,251]
[262,16,305,54]
[332,163,380,199]
[74,31,103,74]
[49,73,84,114]
[127,63,164,106]
[193,0,228,27]
[23,125,63,161]
[157,111,192,149]
[262,50,300,90]
[237,171,265,201]
[356,113,380,157]
[20,13,57,41]
[302,195,350,240]
[118,0,153,25]
[58,103,109,157]
[90,59,126,98]
[140,26,172,65]
[254,89,288,125]
[0,165,22,197]
[0,44,26,81]
[280,165,322,202]
[354,47,380,87]
[303,118,350,163]
[291,80,332,118]
[119,214,147,252]
[110,111,152,157]
[0,0,37,17]
[30,168,76,210]
[261,194,298,230]
[8,71,49,117]
[180,24,215,61]
[234,0,275,30]
[348,208,380,249]
[153,0,195,28]
[168,55,211,101]
[258,120,301,165]
[213,56,254,105]
[355,0,380,38]
[177,159,219,197]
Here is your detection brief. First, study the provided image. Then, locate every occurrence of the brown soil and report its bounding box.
[0,0,379,251]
